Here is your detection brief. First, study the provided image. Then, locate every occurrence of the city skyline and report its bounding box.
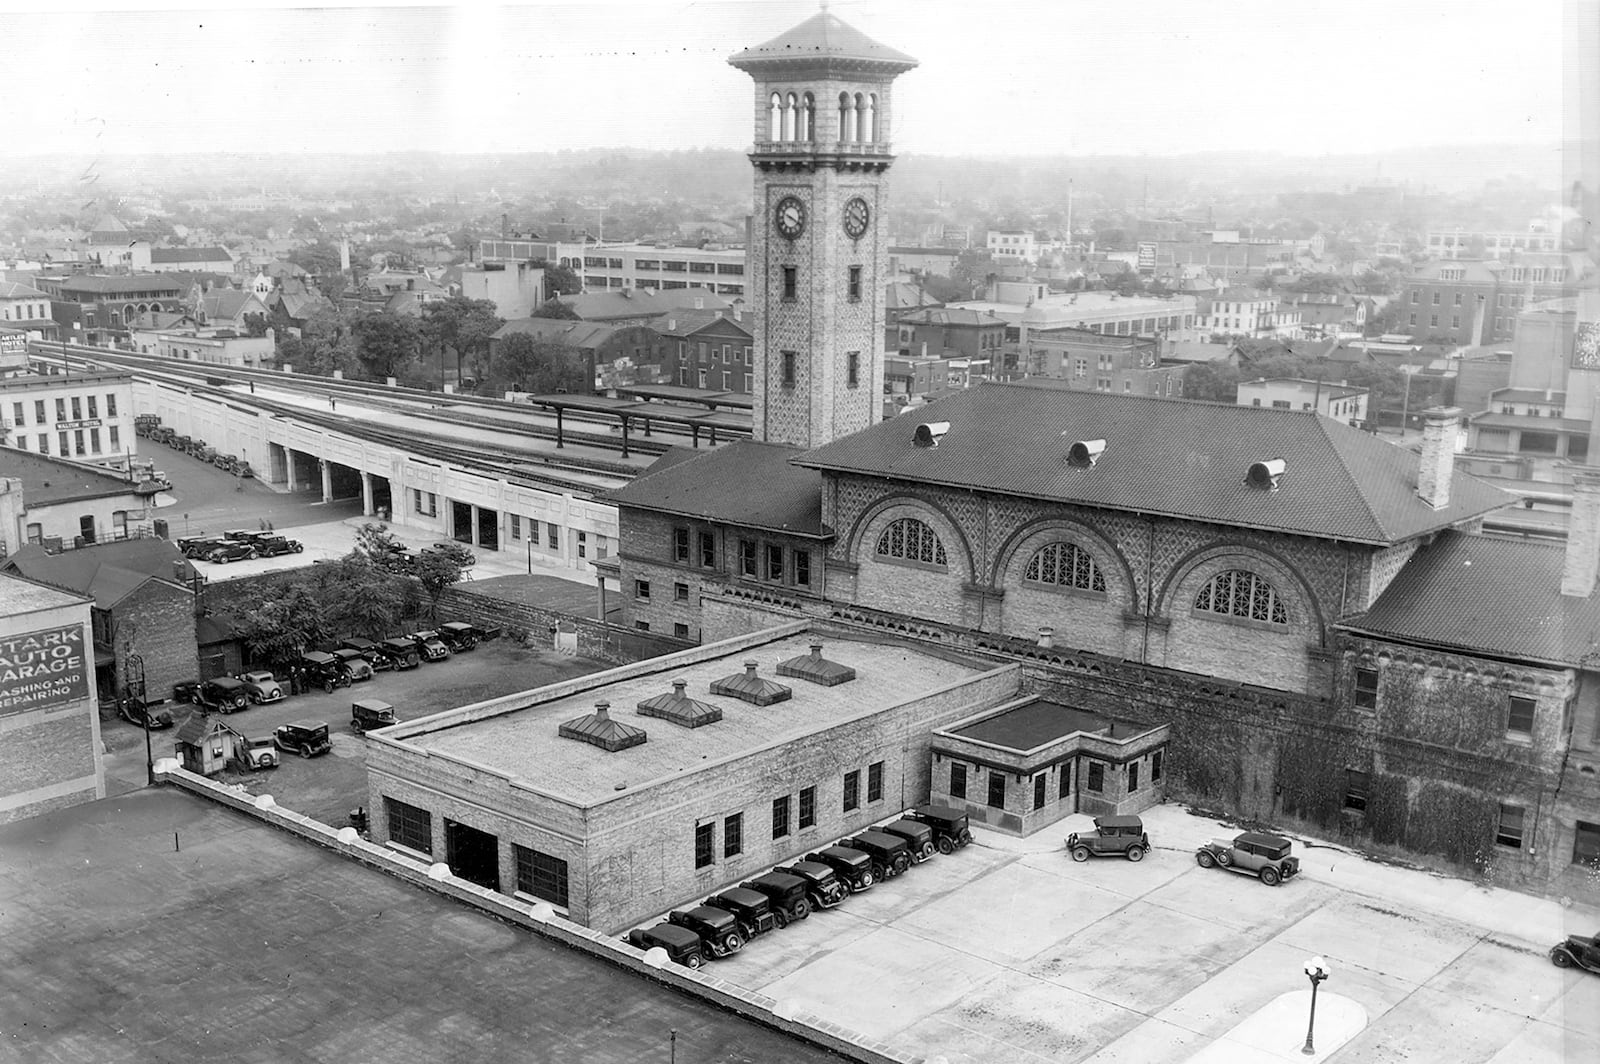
[2,0,1570,166]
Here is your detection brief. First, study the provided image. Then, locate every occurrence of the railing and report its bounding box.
[750,141,892,156]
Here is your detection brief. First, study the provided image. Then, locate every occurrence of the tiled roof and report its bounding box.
[606,440,825,537]
[2,539,190,609]
[558,288,731,322]
[728,12,918,72]
[0,281,48,299]
[1341,531,1600,666]
[896,307,1004,327]
[493,318,619,349]
[57,275,186,296]
[200,289,263,321]
[654,309,752,338]
[795,382,1514,546]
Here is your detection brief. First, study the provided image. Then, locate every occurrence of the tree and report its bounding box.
[235,584,329,668]
[353,521,403,563]
[354,311,421,381]
[1183,361,1242,403]
[413,544,470,619]
[490,333,590,394]
[533,297,580,320]
[422,295,504,384]
[1108,270,1144,297]
[281,307,358,377]
[532,260,582,296]
[313,552,408,640]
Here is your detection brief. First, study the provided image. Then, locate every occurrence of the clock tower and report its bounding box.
[729,11,917,449]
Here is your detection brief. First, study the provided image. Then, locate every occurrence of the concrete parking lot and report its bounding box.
[102,639,608,825]
[705,805,1600,1063]
[0,789,849,1064]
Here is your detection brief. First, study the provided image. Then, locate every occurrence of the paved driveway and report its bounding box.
[706,805,1600,1063]
[0,789,848,1064]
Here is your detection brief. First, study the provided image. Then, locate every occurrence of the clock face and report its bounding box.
[775,196,806,239]
[843,197,870,240]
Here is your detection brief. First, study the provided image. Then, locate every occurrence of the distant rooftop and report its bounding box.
[953,698,1151,751]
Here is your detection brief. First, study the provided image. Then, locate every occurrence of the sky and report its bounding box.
[0,0,1571,159]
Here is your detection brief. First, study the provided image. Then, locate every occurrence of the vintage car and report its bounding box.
[340,637,389,671]
[206,541,257,564]
[880,818,937,863]
[802,846,876,893]
[236,736,279,771]
[299,651,350,693]
[251,536,303,557]
[428,541,476,567]
[239,670,285,704]
[408,630,451,662]
[839,830,914,881]
[273,720,333,759]
[171,679,201,704]
[741,871,813,926]
[178,536,228,560]
[377,637,422,670]
[1549,931,1600,974]
[666,905,744,958]
[1195,831,1301,886]
[625,923,703,969]
[1067,814,1150,863]
[908,803,974,854]
[437,621,479,652]
[775,860,849,910]
[704,888,778,942]
[118,698,173,729]
[193,676,250,713]
[351,698,400,735]
[332,648,375,682]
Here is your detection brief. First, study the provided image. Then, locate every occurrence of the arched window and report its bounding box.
[1024,542,1105,592]
[1194,570,1287,624]
[876,517,946,567]
[853,93,867,142]
[839,92,856,142]
[801,93,815,141]
[783,92,798,141]
[769,93,782,141]
[864,93,878,142]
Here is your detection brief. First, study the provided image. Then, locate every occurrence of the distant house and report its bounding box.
[490,318,668,393]
[0,280,60,339]
[0,448,157,547]
[556,287,731,327]
[149,247,236,274]
[1,538,198,706]
[1236,378,1370,426]
[191,287,270,333]
[656,309,755,392]
[891,307,1008,365]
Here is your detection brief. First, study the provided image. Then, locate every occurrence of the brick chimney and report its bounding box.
[1563,471,1600,597]
[1415,407,1462,510]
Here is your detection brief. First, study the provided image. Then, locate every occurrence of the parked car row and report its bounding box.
[376,540,478,576]
[145,420,252,476]
[177,528,303,564]
[626,804,973,969]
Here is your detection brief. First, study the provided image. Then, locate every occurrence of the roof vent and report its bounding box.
[776,642,857,687]
[913,421,950,448]
[1065,438,1106,468]
[709,660,792,706]
[1245,458,1286,490]
[558,700,647,752]
[637,679,723,729]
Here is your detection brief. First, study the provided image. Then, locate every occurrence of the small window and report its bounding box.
[695,822,714,868]
[739,539,757,577]
[772,795,791,838]
[848,266,862,301]
[950,762,967,800]
[547,523,559,549]
[794,550,811,587]
[1495,804,1525,849]
[781,350,796,387]
[843,770,860,812]
[509,514,521,540]
[1353,668,1379,710]
[1032,773,1046,810]
[1058,762,1071,800]
[765,544,784,581]
[1087,761,1105,793]
[634,579,650,601]
[1507,696,1535,737]
[1575,820,1600,867]
[634,620,650,631]
[867,760,883,803]
[673,622,689,638]
[674,582,689,603]
[782,266,798,300]
[724,813,743,858]
[106,394,117,417]
[673,527,690,562]
[1128,762,1140,792]
[1151,749,1163,782]
[698,531,715,568]
[798,786,816,829]
[986,770,1006,810]
[1344,769,1370,812]
[514,845,569,908]
[847,350,860,388]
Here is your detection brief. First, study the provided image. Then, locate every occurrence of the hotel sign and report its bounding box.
[0,624,90,717]
[0,331,25,357]
[56,419,103,430]
[1573,321,1600,371]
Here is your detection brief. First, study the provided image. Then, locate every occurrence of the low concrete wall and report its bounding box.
[154,763,916,1064]
[438,584,694,665]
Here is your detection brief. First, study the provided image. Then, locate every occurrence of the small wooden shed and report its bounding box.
[173,713,245,777]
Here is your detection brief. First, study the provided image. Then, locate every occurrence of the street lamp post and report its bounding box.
[124,651,152,785]
[1302,955,1330,1055]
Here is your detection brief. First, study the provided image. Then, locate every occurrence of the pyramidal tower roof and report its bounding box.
[637,680,724,729]
[728,11,918,74]
[709,660,793,707]
[558,701,647,753]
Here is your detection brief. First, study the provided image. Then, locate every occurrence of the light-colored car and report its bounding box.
[240,670,284,704]
[1195,831,1300,886]
[237,736,279,771]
